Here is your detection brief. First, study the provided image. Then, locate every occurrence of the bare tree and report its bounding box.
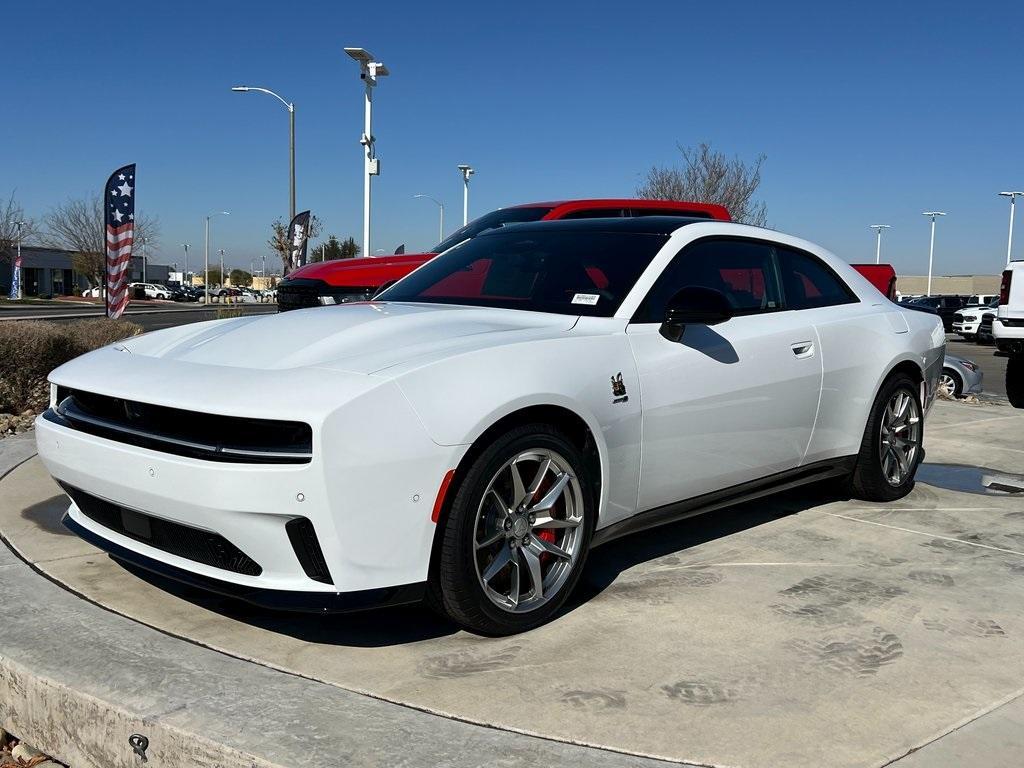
[43,196,160,287]
[637,142,768,227]
[268,215,322,275]
[0,192,38,268]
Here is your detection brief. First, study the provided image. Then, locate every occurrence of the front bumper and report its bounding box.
[35,378,464,602]
[952,321,979,335]
[63,514,425,613]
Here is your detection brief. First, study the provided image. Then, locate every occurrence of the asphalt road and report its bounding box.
[945,334,1007,397]
[0,303,277,331]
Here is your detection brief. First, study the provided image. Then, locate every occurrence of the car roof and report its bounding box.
[506,199,732,221]
[478,215,711,237]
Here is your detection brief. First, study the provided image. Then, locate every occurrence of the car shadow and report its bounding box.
[101,481,848,648]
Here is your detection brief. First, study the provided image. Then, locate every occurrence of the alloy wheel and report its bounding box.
[473,449,585,613]
[938,372,957,397]
[879,389,922,486]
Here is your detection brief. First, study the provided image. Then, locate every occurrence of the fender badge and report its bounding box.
[611,372,629,404]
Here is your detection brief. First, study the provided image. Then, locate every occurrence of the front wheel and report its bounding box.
[849,373,924,501]
[939,368,963,398]
[431,424,595,635]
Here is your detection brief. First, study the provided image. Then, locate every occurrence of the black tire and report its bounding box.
[430,423,596,635]
[940,368,964,398]
[848,373,923,502]
[1007,356,1024,409]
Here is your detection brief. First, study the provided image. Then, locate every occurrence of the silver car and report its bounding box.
[940,353,983,398]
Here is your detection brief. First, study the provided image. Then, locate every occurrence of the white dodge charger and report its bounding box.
[37,217,945,635]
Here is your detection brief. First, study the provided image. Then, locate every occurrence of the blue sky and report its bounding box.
[3,0,1022,275]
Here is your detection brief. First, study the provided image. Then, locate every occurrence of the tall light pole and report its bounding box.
[13,221,24,299]
[922,212,946,297]
[204,211,230,305]
[870,224,891,264]
[345,48,389,259]
[458,164,474,225]
[999,192,1024,265]
[181,243,190,285]
[140,237,148,283]
[219,248,226,287]
[231,86,295,223]
[413,194,445,244]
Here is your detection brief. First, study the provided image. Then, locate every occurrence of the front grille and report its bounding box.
[47,389,312,464]
[61,483,262,576]
[286,517,333,584]
[277,278,375,312]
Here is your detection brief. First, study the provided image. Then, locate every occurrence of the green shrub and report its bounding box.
[0,319,142,414]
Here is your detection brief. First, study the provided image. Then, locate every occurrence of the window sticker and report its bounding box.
[571,293,600,306]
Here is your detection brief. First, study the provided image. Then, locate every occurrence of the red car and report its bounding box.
[277,199,731,311]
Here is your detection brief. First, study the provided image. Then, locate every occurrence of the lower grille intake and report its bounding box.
[61,483,262,576]
[286,517,333,584]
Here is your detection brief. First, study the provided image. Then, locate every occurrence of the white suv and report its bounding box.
[953,298,999,338]
[130,282,170,300]
[995,265,1024,355]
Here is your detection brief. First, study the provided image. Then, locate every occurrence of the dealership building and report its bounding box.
[1,247,169,297]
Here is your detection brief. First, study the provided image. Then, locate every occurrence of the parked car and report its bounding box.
[995,265,1024,407]
[129,282,171,300]
[952,298,1000,339]
[849,264,897,300]
[977,311,997,345]
[81,286,102,299]
[967,294,997,306]
[37,216,944,635]
[939,354,983,398]
[904,295,969,332]
[277,199,732,311]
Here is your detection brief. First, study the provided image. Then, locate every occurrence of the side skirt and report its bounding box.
[592,456,857,548]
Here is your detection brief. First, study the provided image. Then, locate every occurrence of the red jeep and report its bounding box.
[277,199,731,311]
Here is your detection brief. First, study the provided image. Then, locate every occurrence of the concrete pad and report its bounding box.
[4,400,1024,767]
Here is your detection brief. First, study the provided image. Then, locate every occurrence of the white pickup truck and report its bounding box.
[994,263,1024,406]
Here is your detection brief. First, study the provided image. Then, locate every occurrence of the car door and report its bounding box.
[627,237,823,511]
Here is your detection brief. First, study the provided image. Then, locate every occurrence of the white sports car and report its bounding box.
[37,217,945,634]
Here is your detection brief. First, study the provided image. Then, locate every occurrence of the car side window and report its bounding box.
[774,246,858,310]
[633,238,781,323]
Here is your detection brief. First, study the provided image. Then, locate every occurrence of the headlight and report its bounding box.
[963,315,977,322]
[960,360,978,371]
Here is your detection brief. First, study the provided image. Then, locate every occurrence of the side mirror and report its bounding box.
[660,286,732,342]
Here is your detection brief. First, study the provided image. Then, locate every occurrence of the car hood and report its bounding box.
[287,254,435,282]
[117,302,577,375]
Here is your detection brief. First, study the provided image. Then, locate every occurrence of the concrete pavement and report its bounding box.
[2,399,1024,766]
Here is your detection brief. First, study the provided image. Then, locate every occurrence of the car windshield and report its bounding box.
[377,228,669,317]
[431,207,553,253]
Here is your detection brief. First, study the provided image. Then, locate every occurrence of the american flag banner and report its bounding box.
[104,164,136,319]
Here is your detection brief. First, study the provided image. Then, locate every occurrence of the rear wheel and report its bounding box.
[431,424,595,635]
[1007,356,1024,409]
[849,373,923,501]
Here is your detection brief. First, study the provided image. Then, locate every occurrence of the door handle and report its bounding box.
[791,341,815,359]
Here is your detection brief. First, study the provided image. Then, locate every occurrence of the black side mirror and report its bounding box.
[660,286,732,342]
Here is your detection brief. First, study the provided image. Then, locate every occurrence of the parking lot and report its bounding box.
[3,397,1023,767]
[946,335,1009,398]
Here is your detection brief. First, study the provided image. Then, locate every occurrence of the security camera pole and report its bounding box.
[870,224,891,264]
[922,211,946,297]
[458,164,474,226]
[999,192,1024,265]
[345,47,389,258]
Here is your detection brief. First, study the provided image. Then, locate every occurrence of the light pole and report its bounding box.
[181,243,189,285]
[999,192,1024,265]
[413,194,445,244]
[204,211,230,305]
[458,164,474,225]
[140,237,148,283]
[13,221,23,299]
[345,47,389,259]
[922,212,946,297]
[870,225,891,264]
[231,86,295,223]
[219,249,226,288]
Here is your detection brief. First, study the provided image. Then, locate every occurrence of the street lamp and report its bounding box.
[140,237,148,283]
[10,221,24,299]
[457,164,474,225]
[219,248,226,288]
[204,211,230,305]
[870,225,891,264]
[922,212,946,297]
[413,194,445,244]
[231,86,296,223]
[999,192,1024,265]
[181,243,190,285]
[345,47,389,259]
